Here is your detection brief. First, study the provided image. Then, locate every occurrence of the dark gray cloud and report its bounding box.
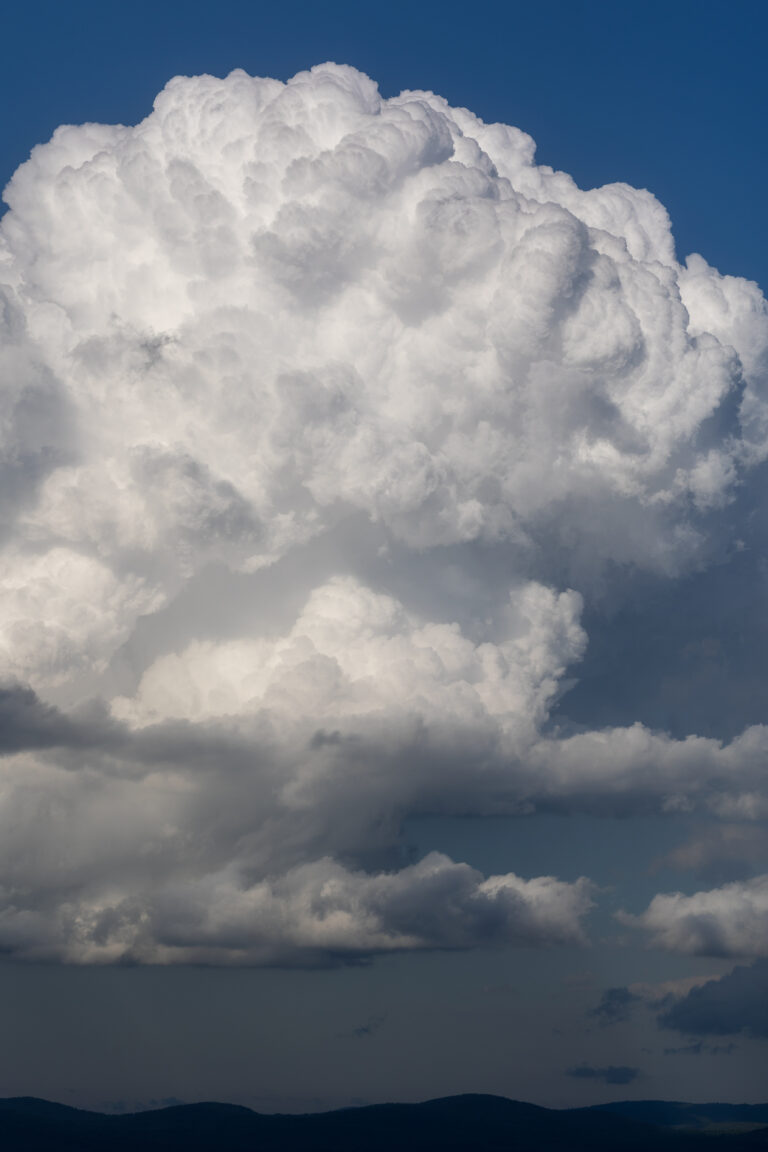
[337,1013,388,1040]
[588,986,641,1026]
[662,1041,736,1056]
[0,684,95,752]
[565,1064,639,1085]
[658,961,768,1038]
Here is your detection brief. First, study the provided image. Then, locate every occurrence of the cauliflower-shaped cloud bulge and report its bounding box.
[1,63,767,963]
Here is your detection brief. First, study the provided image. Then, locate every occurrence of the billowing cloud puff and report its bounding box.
[111,576,584,739]
[620,875,768,958]
[3,62,768,691]
[1,62,768,964]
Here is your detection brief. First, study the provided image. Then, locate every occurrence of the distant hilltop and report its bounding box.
[2,1093,768,1151]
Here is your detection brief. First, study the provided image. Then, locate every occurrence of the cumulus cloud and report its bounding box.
[1,62,768,963]
[3,62,768,693]
[0,850,593,965]
[620,875,768,958]
[111,575,585,738]
[527,724,768,818]
[0,579,594,963]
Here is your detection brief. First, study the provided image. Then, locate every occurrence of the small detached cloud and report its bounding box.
[584,975,743,1046]
[565,1064,640,1086]
[662,1041,736,1056]
[588,986,642,1026]
[337,1013,388,1040]
[628,973,725,1005]
[657,961,768,1039]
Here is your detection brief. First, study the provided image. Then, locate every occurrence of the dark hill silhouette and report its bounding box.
[1,1092,767,1151]
[585,1100,768,1130]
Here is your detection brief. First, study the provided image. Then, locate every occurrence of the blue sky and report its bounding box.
[2,0,767,287]
[1,0,767,1116]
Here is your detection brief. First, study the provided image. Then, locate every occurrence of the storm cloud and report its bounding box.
[1,63,768,964]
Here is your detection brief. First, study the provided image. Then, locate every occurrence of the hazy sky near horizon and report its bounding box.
[1,0,767,1113]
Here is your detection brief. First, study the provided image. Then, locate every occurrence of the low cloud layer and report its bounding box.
[1,63,768,964]
[0,849,593,965]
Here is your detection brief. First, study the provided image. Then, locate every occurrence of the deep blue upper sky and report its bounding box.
[1,0,766,291]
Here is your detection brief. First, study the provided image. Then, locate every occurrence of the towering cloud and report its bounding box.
[1,63,767,964]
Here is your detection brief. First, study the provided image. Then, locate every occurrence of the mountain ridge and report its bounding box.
[2,1092,767,1151]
